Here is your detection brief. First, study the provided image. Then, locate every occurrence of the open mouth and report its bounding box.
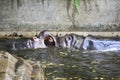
[38,30,57,48]
[44,35,56,47]
[27,34,57,49]
[26,30,58,49]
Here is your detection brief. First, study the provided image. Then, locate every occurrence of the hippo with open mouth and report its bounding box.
[2,30,120,51]
[25,30,120,51]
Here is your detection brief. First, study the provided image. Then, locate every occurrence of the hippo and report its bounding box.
[26,30,120,51]
[1,30,120,51]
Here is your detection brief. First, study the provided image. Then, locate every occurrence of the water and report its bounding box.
[0,39,120,80]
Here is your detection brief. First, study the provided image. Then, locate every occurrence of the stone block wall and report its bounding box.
[0,0,120,31]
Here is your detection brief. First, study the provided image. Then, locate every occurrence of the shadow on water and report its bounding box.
[0,40,120,80]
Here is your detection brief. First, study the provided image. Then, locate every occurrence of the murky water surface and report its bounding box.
[0,39,120,80]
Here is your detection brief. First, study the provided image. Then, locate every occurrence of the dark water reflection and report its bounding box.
[0,37,119,80]
[3,48,119,80]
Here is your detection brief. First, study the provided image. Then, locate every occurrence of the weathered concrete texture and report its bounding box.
[0,51,44,80]
[0,0,120,31]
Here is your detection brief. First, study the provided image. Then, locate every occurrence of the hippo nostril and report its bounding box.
[31,38,34,41]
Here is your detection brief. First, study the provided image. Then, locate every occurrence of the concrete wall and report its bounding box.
[0,0,120,31]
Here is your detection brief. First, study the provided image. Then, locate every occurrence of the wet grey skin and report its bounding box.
[37,31,120,51]
[1,30,120,51]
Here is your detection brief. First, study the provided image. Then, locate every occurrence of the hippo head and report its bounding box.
[27,30,57,49]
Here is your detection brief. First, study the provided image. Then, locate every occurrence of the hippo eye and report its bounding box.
[44,36,55,47]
